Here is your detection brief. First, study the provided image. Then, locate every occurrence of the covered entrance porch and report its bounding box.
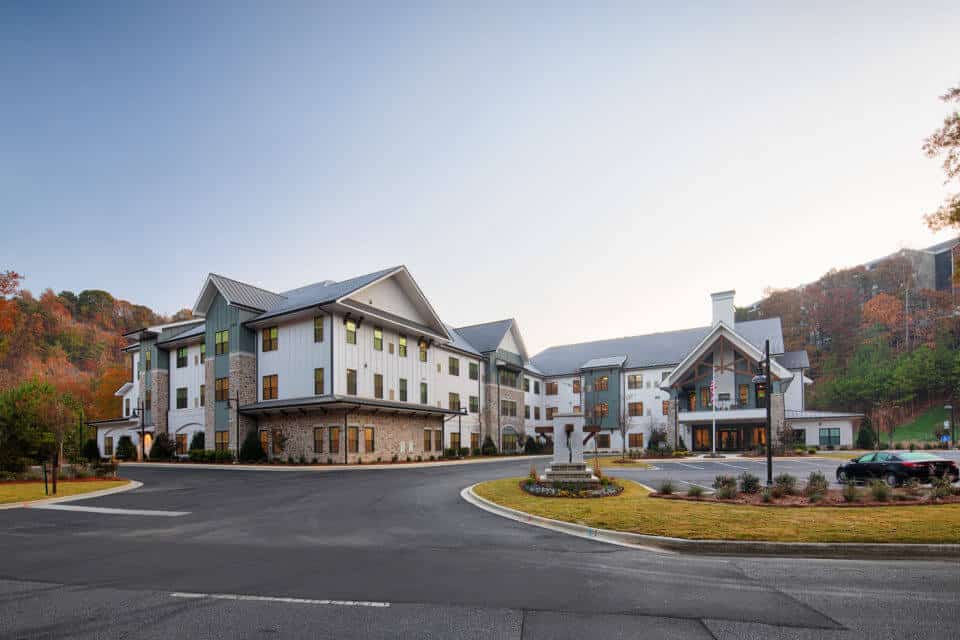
[689,423,767,452]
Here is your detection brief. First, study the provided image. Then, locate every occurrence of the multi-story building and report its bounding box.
[90,268,860,461]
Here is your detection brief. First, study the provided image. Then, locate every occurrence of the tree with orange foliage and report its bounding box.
[863,293,904,331]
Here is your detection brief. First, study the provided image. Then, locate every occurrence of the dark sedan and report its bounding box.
[836,452,959,487]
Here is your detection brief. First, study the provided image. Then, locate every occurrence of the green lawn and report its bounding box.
[892,406,948,443]
[0,480,128,505]
[473,477,960,543]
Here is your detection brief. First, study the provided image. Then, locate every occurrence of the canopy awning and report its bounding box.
[240,394,467,418]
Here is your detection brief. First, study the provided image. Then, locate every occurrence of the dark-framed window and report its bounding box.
[469,362,479,380]
[471,433,479,450]
[545,381,558,395]
[423,429,432,452]
[433,429,442,451]
[145,349,152,371]
[176,347,188,368]
[546,407,556,419]
[373,327,383,351]
[523,377,530,392]
[215,330,229,355]
[263,374,278,400]
[448,393,460,411]
[501,399,517,417]
[348,426,359,453]
[524,404,530,419]
[534,380,540,394]
[215,431,229,452]
[374,374,383,399]
[262,326,278,352]
[329,427,340,454]
[314,317,324,343]
[215,377,229,402]
[627,374,642,389]
[420,382,428,405]
[450,432,460,451]
[572,378,581,394]
[145,390,152,411]
[399,378,408,402]
[738,384,749,406]
[200,384,205,407]
[594,401,609,417]
[819,428,840,446]
[499,369,518,388]
[597,433,611,448]
[314,427,323,454]
[314,368,324,395]
[628,433,644,448]
[399,335,407,357]
[448,357,459,376]
[346,369,357,395]
[700,386,710,409]
[469,395,479,413]
[595,376,609,392]
[199,342,206,363]
[363,427,374,453]
[418,339,428,362]
[662,400,669,415]
[103,436,113,456]
[534,406,540,420]
[176,387,188,409]
[628,401,643,417]
[345,319,357,345]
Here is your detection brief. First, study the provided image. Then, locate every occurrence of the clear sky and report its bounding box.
[2,2,958,354]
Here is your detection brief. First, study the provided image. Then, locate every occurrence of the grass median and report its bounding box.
[473,477,960,543]
[0,480,128,505]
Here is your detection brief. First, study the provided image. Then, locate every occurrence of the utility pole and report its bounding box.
[765,339,773,486]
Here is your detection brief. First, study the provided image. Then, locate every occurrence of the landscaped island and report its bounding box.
[0,479,129,505]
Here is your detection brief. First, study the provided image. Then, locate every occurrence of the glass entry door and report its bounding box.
[717,428,741,451]
[693,426,711,451]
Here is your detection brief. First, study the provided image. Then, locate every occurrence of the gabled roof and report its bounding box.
[581,355,627,370]
[157,321,206,347]
[454,319,514,353]
[775,350,810,370]
[193,273,287,315]
[445,325,482,356]
[254,266,401,322]
[530,319,784,377]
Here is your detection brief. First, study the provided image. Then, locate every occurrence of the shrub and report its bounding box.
[188,448,206,462]
[459,447,469,457]
[894,441,904,450]
[793,447,806,456]
[842,481,858,502]
[391,454,398,463]
[712,474,737,491]
[81,439,100,462]
[480,436,497,456]
[923,442,934,450]
[648,427,668,451]
[686,484,704,498]
[115,435,136,460]
[678,435,687,451]
[826,444,835,451]
[903,479,923,497]
[214,450,234,463]
[471,447,481,457]
[672,449,689,457]
[855,423,876,450]
[443,447,457,458]
[878,441,890,450]
[869,479,890,502]
[657,479,675,495]
[523,438,541,454]
[326,457,333,464]
[807,447,817,455]
[189,431,205,451]
[807,491,824,504]
[930,476,954,500]
[738,472,761,494]
[528,464,538,482]
[774,473,797,496]
[804,471,829,496]
[148,433,176,460]
[287,456,294,464]
[769,484,785,499]
[311,458,317,464]
[716,483,738,499]
[239,431,267,462]
[760,488,772,503]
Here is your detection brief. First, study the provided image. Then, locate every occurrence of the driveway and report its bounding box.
[0,459,958,638]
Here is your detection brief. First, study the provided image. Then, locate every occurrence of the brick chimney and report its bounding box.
[711,290,735,327]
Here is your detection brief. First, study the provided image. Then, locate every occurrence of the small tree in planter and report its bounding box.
[189,432,205,451]
[239,430,267,462]
[115,435,136,460]
[148,433,176,460]
[481,435,497,456]
[81,438,100,462]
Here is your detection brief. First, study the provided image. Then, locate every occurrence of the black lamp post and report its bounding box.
[752,339,773,486]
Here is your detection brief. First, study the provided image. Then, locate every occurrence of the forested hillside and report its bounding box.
[0,269,187,420]
[739,254,960,435]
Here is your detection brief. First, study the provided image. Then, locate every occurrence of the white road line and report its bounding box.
[30,504,189,517]
[170,592,390,608]
[711,461,749,470]
[675,462,705,470]
[676,480,714,491]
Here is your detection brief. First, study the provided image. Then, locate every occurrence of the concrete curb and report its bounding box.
[121,455,550,472]
[461,481,960,560]
[0,480,142,511]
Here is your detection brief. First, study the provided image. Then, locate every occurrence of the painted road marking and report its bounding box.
[170,592,390,608]
[31,504,189,517]
[711,461,749,470]
[677,480,714,491]
[675,463,705,470]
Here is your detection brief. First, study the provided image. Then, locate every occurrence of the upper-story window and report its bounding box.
[262,327,278,352]
[145,349,152,371]
[176,347,187,368]
[572,378,581,394]
[345,320,357,345]
[545,381,558,395]
[374,374,383,399]
[314,317,324,343]
[628,401,644,417]
[627,374,643,389]
[594,401,609,417]
[398,335,408,357]
[262,375,278,400]
[662,400,669,415]
[176,387,188,409]
[215,377,229,401]
[346,369,357,395]
[534,406,541,419]
[469,362,479,380]
[124,398,130,416]
[200,384,205,407]
[501,400,517,417]
[399,378,408,402]
[215,330,229,355]
[200,342,205,364]
[469,395,479,413]
[499,369,518,388]
[448,357,459,376]
[145,389,152,410]
[420,382,428,404]
[700,386,711,409]
[448,393,460,412]
[314,368,324,395]
[594,376,609,392]
[418,339,428,362]
[534,380,540,394]
[523,377,530,392]
[373,327,383,351]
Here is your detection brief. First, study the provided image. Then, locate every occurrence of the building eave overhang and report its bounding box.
[664,321,792,387]
[239,395,468,417]
[334,300,451,343]
[86,417,140,428]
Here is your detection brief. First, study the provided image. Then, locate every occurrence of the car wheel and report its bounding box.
[884,472,899,488]
[838,470,849,483]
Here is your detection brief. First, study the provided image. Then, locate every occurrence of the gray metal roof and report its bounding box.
[209,273,288,312]
[786,410,862,420]
[529,318,784,376]
[252,266,400,322]
[581,355,627,370]
[157,322,206,345]
[453,319,513,353]
[445,325,482,356]
[775,350,810,370]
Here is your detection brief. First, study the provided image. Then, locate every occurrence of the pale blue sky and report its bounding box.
[2,2,958,353]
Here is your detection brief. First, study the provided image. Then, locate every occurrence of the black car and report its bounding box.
[836,452,959,487]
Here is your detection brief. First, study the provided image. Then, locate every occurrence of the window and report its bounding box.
[819,428,841,446]
[346,369,357,395]
[103,436,113,456]
[628,374,643,389]
[329,427,340,454]
[345,319,357,344]
[424,428,432,452]
[448,357,459,376]
[434,429,442,452]
[200,384,205,407]
[314,317,324,343]
[176,387,188,409]
[399,335,407,357]
[662,400,669,415]
[546,407,557,420]
[545,381,558,395]
[215,330,229,355]
[573,405,581,414]
[534,406,541,420]
[572,378,581,394]
[363,426,375,453]
[312,368,324,395]
[628,433,644,448]
[262,326,278,352]
[272,429,283,454]
[124,398,130,417]
[260,430,268,453]
[471,433,479,450]
[469,395,479,413]
[177,347,188,368]
[418,339,428,362]
[450,432,460,451]
[176,434,187,456]
[523,377,530,392]
[448,393,460,411]
[501,399,517,417]
[597,433,611,448]
[687,391,696,411]
[534,380,540,394]
[628,401,643,417]
[215,377,229,402]
[738,384,749,406]
[373,327,383,351]
[399,378,408,402]
[756,382,767,408]
[145,389,152,411]
[700,387,710,409]
[263,374,278,400]
[594,376,609,392]
[348,426,359,453]
[524,404,530,419]
[499,369,518,388]
[790,428,806,446]
[145,349,152,371]
[420,382,428,405]
[374,374,383,399]
[215,431,229,452]
[469,362,478,380]
[594,401,609,417]
[503,431,518,451]
[200,342,206,363]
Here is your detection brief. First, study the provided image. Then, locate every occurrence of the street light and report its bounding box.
[752,339,773,486]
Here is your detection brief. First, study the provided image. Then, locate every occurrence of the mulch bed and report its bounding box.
[0,478,123,485]
[520,480,624,498]
[652,489,960,507]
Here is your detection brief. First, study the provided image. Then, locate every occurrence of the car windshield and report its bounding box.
[899,453,942,461]
[855,454,875,463]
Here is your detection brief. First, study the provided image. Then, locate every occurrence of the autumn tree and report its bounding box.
[863,293,903,333]
[923,84,960,232]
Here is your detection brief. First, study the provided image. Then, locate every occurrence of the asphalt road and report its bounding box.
[1,458,958,639]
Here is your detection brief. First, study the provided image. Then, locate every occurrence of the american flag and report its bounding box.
[710,373,717,407]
